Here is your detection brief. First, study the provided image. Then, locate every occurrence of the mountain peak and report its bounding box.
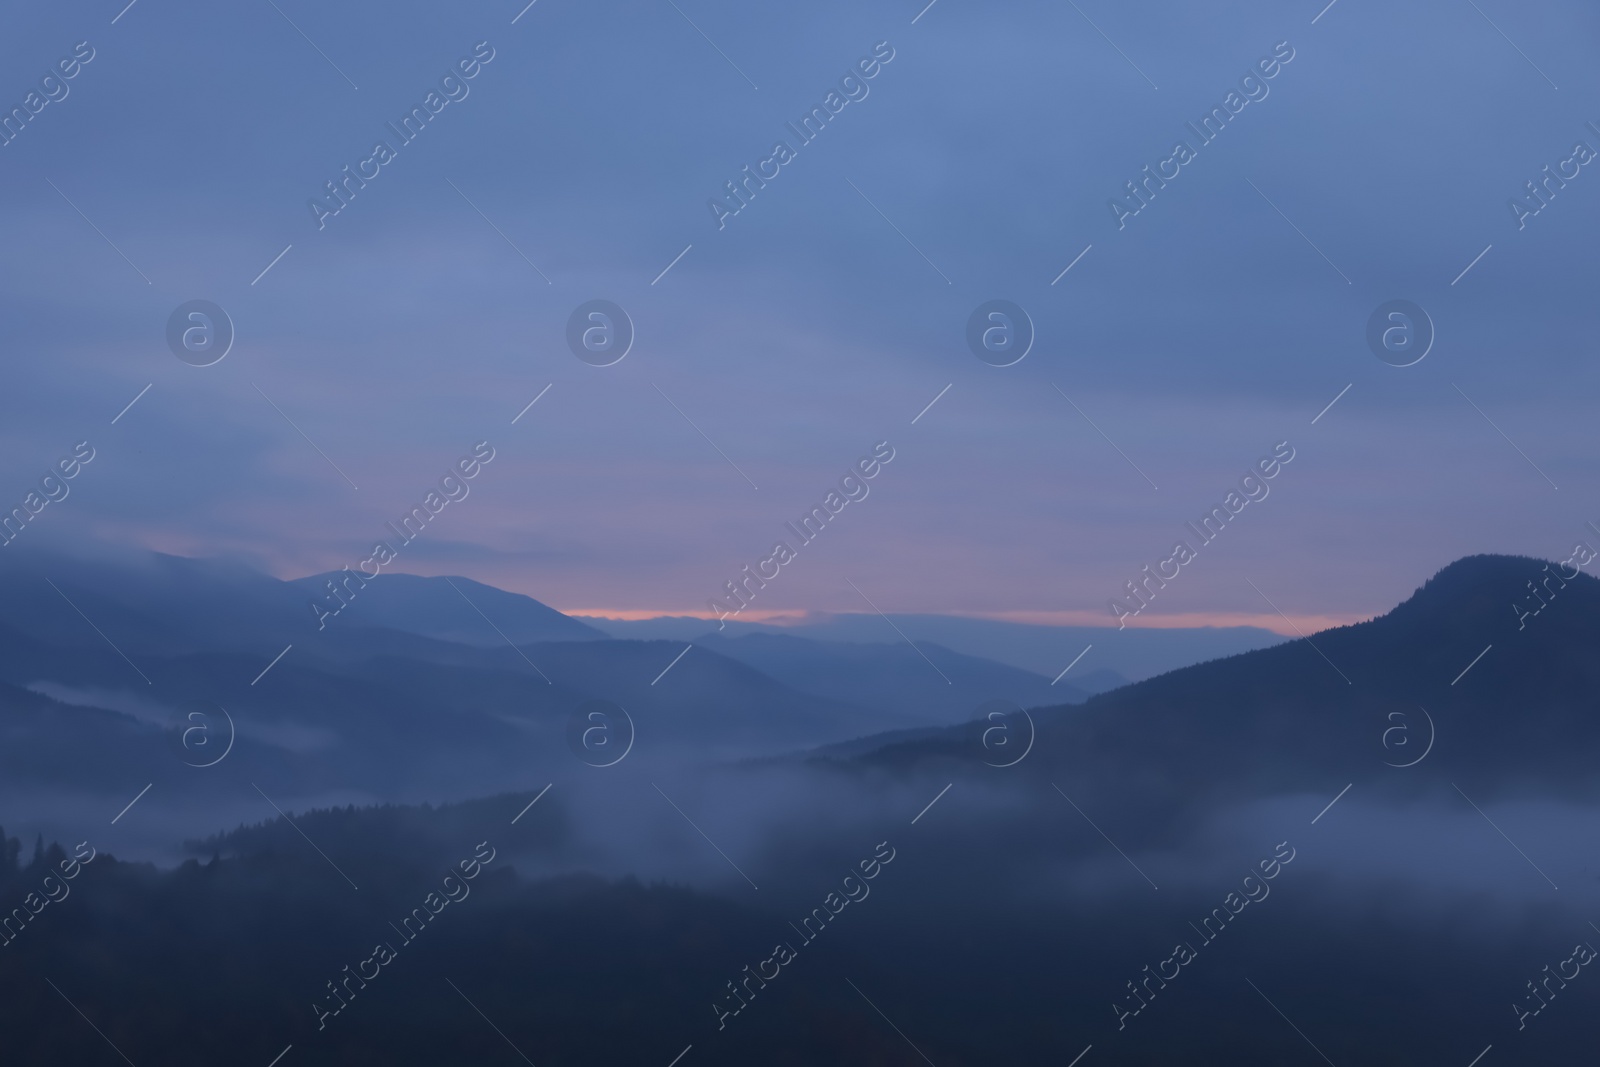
[288,571,607,646]
[1383,552,1596,634]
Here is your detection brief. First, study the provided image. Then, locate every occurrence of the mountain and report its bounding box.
[0,623,910,815]
[2,554,1596,1065]
[0,548,951,856]
[823,554,1600,819]
[0,546,609,658]
[287,571,607,645]
[589,612,1281,682]
[692,630,1089,722]
[0,548,306,657]
[3,549,1590,874]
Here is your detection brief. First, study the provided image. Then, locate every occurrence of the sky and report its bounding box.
[2,0,1598,633]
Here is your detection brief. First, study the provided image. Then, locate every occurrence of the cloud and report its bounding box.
[0,0,1595,619]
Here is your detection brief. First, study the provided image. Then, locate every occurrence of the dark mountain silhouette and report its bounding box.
[4,753,1597,1067]
[819,554,1600,848]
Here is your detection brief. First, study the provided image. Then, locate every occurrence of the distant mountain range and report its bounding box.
[0,547,1586,864]
[1,551,1594,1065]
[0,546,1109,856]
[589,611,1284,683]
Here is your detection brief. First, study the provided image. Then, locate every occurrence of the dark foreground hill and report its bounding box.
[828,554,1600,821]
[2,769,1597,1067]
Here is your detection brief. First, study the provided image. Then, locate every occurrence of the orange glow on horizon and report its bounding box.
[562,607,820,624]
[560,606,1371,637]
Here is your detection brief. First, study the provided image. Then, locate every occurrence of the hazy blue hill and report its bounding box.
[288,571,608,645]
[0,629,909,819]
[591,612,1280,682]
[320,635,913,758]
[694,630,1089,722]
[0,548,606,660]
[0,548,306,656]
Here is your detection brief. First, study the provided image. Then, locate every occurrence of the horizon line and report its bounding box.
[560,606,1371,637]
